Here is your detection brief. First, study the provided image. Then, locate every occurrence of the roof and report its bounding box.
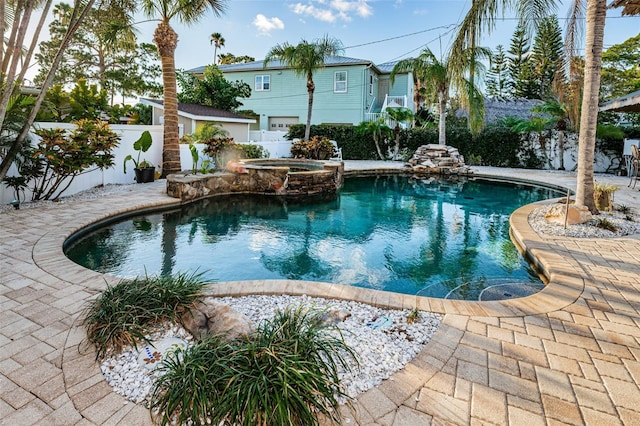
[187,55,387,74]
[139,98,256,123]
[599,90,640,113]
[481,97,545,123]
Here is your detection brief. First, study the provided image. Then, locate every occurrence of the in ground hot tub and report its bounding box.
[166,159,344,202]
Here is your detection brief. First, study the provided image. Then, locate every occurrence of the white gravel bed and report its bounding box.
[100,295,441,406]
[529,204,640,238]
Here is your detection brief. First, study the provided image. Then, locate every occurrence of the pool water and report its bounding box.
[65,175,563,300]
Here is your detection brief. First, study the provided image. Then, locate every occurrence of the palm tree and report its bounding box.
[384,107,414,160]
[264,35,343,142]
[141,0,227,178]
[450,0,638,213]
[390,47,488,145]
[533,100,570,170]
[209,32,225,65]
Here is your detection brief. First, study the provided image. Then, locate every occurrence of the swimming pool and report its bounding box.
[65,175,564,300]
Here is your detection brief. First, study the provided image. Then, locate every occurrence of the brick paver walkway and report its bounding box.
[1,165,639,425]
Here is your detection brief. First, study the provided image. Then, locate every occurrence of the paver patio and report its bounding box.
[1,163,639,425]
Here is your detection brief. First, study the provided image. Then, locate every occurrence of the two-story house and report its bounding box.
[187,56,414,132]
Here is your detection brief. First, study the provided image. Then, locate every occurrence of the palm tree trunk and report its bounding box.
[438,91,447,145]
[575,0,606,214]
[154,20,181,178]
[305,73,314,141]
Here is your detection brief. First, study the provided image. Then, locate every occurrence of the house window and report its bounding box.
[369,75,374,95]
[255,75,270,91]
[334,71,347,93]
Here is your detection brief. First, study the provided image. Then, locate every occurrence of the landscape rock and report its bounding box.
[545,204,593,225]
[407,144,472,175]
[181,298,254,341]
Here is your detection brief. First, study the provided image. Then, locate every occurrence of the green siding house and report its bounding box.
[188,56,414,131]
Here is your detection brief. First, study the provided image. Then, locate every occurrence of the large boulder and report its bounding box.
[545,204,593,225]
[181,298,254,341]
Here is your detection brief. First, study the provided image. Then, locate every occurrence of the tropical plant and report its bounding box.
[290,136,336,160]
[217,52,255,64]
[135,0,228,178]
[82,272,206,360]
[355,118,392,160]
[202,136,239,168]
[21,120,119,201]
[385,107,414,159]
[264,35,344,142]
[210,31,225,64]
[0,0,97,182]
[176,65,251,111]
[124,130,153,173]
[390,46,489,145]
[533,100,571,170]
[449,0,631,214]
[150,306,357,426]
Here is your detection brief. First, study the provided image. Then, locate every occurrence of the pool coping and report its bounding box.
[9,165,640,424]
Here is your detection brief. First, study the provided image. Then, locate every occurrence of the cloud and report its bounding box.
[253,14,285,35]
[290,0,373,23]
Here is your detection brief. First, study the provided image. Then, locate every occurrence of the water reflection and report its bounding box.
[65,176,562,300]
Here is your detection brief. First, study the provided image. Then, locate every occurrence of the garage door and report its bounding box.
[268,116,299,130]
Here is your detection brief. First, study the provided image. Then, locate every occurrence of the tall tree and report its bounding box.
[0,0,96,181]
[34,3,162,103]
[486,44,510,98]
[138,0,228,177]
[530,15,563,99]
[209,31,225,65]
[264,35,344,142]
[507,23,537,98]
[600,34,640,99]
[390,46,489,145]
[449,0,615,214]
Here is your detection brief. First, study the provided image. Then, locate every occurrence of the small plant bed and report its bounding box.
[529,204,640,238]
[93,294,441,424]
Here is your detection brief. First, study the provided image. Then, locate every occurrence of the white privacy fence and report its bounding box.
[0,124,295,204]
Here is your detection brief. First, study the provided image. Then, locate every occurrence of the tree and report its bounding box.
[34,3,161,104]
[384,107,414,159]
[486,45,510,98]
[264,35,344,142]
[355,117,391,160]
[507,23,537,99]
[600,34,640,99]
[390,46,488,145]
[210,32,225,65]
[218,53,255,64]
[0,0,97,181]
[177,65,250,110]
[138,0,228,177]
[533,100,571,170]
[449,0,619,214]
[530,15,563,99]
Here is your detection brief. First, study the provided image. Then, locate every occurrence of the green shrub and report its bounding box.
[81,273,206,360]
[151,306,357,426]
[202,137,241,169]
[237,143,269,159]
[291,136,336,160]
[594,218,618,232]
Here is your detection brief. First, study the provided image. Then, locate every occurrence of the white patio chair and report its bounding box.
[330,140,343,161]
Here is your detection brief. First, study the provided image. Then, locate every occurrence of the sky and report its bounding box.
[127,0,639,73]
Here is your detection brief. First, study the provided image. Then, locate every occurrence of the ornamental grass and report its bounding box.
[150,306,358,426]
[82,272,206,360]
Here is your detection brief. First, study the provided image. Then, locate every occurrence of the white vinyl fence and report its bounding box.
[0,124,295,205]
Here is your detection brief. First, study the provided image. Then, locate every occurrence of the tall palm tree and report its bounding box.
[141,0,227,178]
[390,47,488,145]
[452,0,639,213]
[264,35,343,142]
[209,31,225,65]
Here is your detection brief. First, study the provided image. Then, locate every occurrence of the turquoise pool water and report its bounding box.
[65,175,563,300]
